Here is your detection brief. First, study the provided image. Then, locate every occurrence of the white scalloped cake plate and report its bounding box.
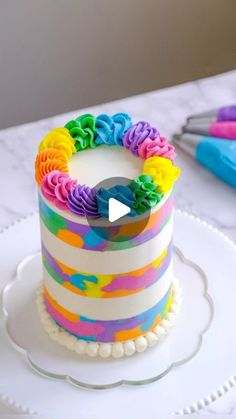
[1,210,236,416]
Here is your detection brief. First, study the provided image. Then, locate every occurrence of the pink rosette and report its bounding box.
[41,170,77,210]
[138,136,176,161]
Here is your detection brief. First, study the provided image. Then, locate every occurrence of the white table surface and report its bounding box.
[1,70,236,415]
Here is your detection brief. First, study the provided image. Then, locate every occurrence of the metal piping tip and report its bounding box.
[172,133,181,143]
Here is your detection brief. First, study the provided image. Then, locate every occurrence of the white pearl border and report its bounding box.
[0,392,37,415]
[36,279,182,359]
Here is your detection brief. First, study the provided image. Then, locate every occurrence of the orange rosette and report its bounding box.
[35,148,68,185]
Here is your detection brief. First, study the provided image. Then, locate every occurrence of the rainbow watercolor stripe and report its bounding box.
[44,286,172,342]
[42,242,172,298]
[39,194,173,251]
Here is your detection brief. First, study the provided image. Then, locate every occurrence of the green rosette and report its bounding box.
[129,174,163,214]
[65,113,97,151]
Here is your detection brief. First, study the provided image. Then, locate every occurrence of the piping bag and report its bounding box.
[187,105,236,124]
[183,121,236,140]
[173,133,236,188]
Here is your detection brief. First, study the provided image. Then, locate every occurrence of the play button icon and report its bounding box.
[108,198,131,222]
[86,176,151,244]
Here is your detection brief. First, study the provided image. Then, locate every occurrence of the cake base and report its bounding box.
[36,279,182,359]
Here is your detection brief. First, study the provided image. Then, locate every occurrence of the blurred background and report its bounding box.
[1,0,236,129]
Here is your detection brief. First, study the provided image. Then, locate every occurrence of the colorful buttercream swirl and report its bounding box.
[39,193,173,250]
[143,156,181,193]
[35,113,180,218]
[67,184,99,218]
[138,136,176,161]
[65,114,97,151]
[41,170,77,210]
[35,148,68,185]
[95,113,132,145]
[129,174,163,214]
[42,241,172,298]
[44,286,172,342]
[39,127,76,159]
[123,121,159,155]
[97,184,136,218]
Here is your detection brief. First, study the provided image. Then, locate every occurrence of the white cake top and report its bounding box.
[69,145,143,186]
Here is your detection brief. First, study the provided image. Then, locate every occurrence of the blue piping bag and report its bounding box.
[173,133,236,188]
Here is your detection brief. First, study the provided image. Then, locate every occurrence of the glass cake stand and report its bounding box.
[0,210,236,416]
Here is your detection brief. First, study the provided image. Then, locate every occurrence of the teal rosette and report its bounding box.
[65,113,97,151]
[95,113,132,145]
[97,184,136,218]
[129,174,163,214]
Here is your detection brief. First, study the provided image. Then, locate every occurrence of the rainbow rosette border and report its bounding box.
[35,113,181,218]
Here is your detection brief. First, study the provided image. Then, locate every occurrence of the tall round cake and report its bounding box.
[35,113,181,358]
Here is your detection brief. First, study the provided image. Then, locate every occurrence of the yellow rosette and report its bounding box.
[143,156,180,193]
[38,127,76,160]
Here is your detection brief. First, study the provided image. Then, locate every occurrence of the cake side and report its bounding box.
[39,190,174,343]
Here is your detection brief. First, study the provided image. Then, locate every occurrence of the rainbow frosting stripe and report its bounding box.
[44,286,173,342]
[39,193,173,251]
[42,241,172,298]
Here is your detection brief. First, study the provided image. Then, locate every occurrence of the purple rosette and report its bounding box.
[122,121,159,155]
[67,184,100,218]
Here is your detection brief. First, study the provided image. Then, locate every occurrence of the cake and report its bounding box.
[35,113,181,358]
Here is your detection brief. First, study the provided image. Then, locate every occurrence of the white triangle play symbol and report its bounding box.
[108,198,131,222]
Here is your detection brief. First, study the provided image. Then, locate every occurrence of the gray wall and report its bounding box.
[0,0,236,129]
